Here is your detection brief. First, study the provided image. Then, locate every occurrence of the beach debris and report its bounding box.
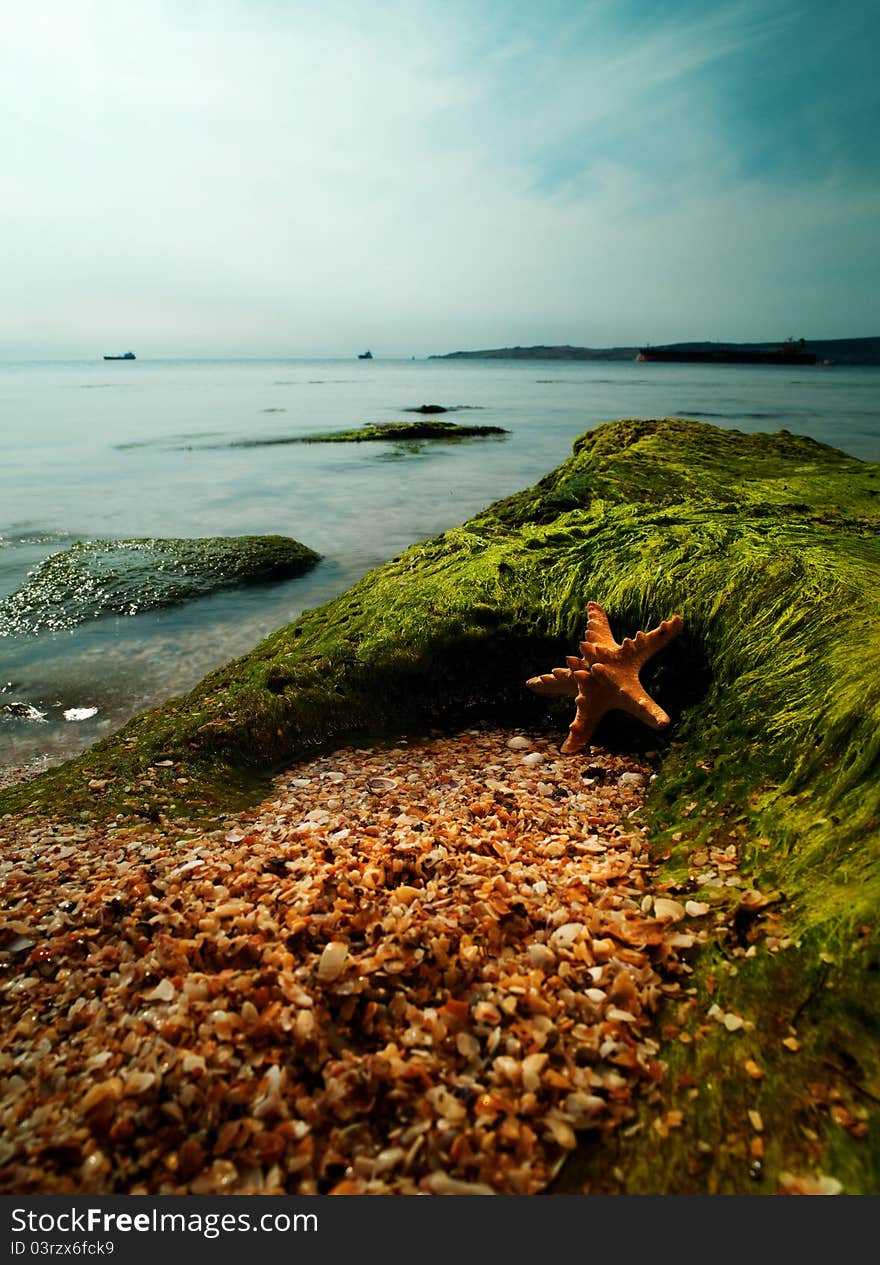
[0,728,702,1196]
[525,602,684,754]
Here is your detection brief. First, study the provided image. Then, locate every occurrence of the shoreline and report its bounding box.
[0,754,57,793]
[3,417,878,1194]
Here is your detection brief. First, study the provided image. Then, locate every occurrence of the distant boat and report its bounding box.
[358,350,373,360]
[637,339,815,366]
[103,351,136,360]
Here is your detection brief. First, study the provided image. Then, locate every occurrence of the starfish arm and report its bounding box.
[581,602,620,655]
[560,672,608,753]
[621,615,684,667]
[590,663,671,730]
[618,691,671,730]
[579,640,606,664]
[525,667,579,696]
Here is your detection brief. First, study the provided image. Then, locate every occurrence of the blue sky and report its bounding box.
[2,0,877,357]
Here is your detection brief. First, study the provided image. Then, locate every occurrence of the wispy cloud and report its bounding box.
[1,0,877,355]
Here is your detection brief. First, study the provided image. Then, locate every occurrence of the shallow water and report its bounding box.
[1,354,878,772]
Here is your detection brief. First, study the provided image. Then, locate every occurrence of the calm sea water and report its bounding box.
[2,355,878,774]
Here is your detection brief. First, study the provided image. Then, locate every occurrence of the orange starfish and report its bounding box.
[526,601,684,754]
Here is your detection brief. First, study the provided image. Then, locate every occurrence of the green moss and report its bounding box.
[3,417,878,1192]
[297,420,509,442]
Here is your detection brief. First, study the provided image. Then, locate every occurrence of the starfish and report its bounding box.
[526,601,684,754]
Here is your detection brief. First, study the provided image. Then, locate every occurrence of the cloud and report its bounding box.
[1,0,877,355]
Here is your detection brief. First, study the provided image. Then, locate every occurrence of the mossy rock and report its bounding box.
[3,417,878,1193]
[297,420,508,442]
[0,535,321,634]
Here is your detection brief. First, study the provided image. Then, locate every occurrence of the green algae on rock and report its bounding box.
[5,418,877,854]
[296,419,509,442]
[2,416,879,1194]
[0,535,321,635]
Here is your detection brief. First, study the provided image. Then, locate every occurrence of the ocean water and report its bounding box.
[1,354,878,775]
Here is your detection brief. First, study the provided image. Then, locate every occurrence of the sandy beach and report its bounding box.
[0,726,716,1195]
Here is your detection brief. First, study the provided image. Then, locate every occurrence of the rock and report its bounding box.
[619,770,647,785]
[298,420,508,443]
[0,702,48,722]
[0,535,320,634]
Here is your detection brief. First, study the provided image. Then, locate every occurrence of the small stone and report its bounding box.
[526,943,556,970]
[550,922,588,950]
[653,897,686,922]
[143,978,176,1003]
[81,1078,123,1114]
[317,940,349,983]
[685,900,710,916]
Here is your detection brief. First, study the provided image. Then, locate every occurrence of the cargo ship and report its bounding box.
[637,339,816,366]
[103,351,136,360]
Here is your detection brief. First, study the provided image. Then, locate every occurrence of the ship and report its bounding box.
[358,350,373,360]
[103,351,136,360]
[637,339,816,366]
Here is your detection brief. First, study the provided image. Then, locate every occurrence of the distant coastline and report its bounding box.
[430,344,637,362]
[429,337,880,366]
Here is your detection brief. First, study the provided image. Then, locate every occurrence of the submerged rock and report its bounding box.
[0,535,320,634]
[297,420,508,442]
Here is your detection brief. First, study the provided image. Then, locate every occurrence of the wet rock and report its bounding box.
[298,420,508,443]
[0,702,47,722]
[0,535,320,634]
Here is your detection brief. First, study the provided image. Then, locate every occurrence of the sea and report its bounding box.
[1,354,878,779]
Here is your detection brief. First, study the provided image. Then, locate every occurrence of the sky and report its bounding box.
[2,0,878,359]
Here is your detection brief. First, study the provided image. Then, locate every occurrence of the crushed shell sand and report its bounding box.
[0,728,706,1195]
